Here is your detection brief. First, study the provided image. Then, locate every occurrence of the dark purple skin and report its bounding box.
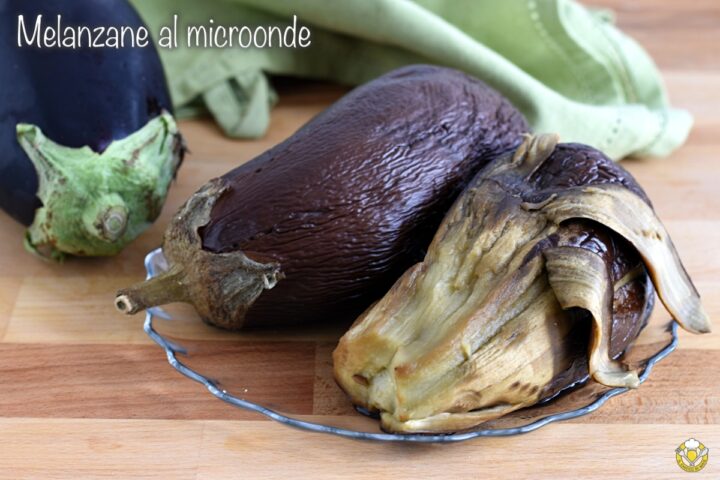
[0,0,173,225]
[200,65,530,327]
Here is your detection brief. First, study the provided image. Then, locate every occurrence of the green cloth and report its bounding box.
[132,0,691,159]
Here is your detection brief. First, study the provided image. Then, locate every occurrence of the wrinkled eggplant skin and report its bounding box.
[525,143,652,206]
[201,65,529,326]
[0,0,173,226]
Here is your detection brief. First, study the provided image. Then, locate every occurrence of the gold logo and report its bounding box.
[676,438,709,473]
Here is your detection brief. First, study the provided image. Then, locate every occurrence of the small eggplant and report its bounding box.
[0,0,183,259]
[333,134,711,434]
[115,65,529,328]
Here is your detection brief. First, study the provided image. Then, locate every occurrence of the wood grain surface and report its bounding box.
[1,1,718,478]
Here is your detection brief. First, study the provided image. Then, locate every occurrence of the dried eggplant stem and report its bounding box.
[115,180,282,328]
[115,265,187,314]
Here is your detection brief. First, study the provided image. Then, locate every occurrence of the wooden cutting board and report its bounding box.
[0,1,718,478]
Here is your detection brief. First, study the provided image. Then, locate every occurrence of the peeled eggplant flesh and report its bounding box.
[333,134,711,434]
[115,65,529,328]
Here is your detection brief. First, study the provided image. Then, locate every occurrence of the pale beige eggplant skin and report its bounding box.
[333,134,711,434]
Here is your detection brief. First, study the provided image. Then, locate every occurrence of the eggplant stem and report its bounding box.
[115,266,188,315]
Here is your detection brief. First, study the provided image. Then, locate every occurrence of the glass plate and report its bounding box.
[142,248,678,443]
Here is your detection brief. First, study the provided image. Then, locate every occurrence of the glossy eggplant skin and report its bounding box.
[199,65,530,327]
[0,0,173,226]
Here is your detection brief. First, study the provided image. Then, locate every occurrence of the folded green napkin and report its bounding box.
[132,0,691,159]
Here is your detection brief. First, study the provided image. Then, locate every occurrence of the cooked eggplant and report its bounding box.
[115,65,529,328]
[333,134,711,434]
[0,0,183,259]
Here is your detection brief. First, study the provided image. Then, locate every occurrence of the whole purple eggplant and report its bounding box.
[0,0,183,259]
[116,66,530,329]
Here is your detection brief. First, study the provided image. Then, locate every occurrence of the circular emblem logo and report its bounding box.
[676,438,709,473]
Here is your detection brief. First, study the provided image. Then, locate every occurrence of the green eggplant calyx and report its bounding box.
[17,112,183,259]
